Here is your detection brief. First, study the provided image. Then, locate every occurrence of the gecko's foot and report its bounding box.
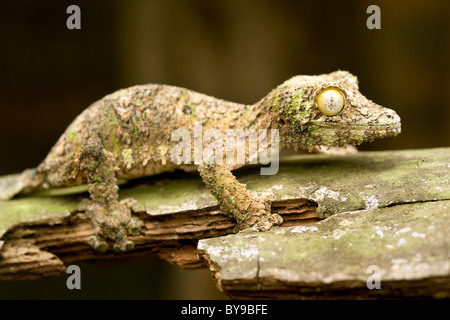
[80,197,143,253]
[237,213,283,232]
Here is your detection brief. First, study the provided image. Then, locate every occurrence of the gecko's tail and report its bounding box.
[0,168,42,200]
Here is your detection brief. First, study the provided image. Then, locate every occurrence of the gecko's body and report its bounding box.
[0,71,401,252]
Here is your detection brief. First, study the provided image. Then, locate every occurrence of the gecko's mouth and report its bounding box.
[344,123,401,146]
[311,103,402,141]
[330,123,401,139]
[314,122,401,134]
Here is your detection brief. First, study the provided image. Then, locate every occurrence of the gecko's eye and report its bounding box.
[316,87,346,116]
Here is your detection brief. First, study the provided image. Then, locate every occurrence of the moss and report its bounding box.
[270,94,281,111]
[103,166,114,178]
[346,192,366,209]
[91,176,104,183]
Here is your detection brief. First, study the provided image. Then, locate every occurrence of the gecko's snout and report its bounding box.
[374,106,401,136]
[388,111,401,134]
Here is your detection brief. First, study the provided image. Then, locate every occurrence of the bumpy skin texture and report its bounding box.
[0,71,401,252]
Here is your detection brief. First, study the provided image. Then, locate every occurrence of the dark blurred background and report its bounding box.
[0,0,449,299]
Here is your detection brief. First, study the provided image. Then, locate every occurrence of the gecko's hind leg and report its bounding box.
[78,137,142,252]
[198,160,282,232]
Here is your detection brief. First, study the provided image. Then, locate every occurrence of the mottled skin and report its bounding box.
[0,71,401,252]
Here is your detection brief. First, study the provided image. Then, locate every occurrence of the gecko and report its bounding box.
[0,71,401,252]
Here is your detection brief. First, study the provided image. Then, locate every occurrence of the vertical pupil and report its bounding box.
[327,96,336,108]
[326,92,340,112]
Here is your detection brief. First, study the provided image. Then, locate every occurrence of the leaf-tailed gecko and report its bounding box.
[0,71,401,252]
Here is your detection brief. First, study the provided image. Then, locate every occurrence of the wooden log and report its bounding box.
[0,147,449,299]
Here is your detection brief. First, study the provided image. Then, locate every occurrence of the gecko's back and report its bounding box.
[22,83,249,191]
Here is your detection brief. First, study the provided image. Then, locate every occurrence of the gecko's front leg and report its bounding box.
[78,137,142,252]
[198,160,283,232]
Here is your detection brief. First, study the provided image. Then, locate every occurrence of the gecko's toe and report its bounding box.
[251,217,280,232]
[113,239,135,253]
[267,213,283,226]
[88,235,110,252]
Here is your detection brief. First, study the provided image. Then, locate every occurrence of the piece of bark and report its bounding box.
[0,147,449,300]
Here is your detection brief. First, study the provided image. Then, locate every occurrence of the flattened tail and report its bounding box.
[0,168,41,200]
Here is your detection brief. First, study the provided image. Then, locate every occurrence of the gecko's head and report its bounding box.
[268,70,401,149]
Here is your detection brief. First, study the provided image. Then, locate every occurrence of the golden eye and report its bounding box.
[316,87,346,116]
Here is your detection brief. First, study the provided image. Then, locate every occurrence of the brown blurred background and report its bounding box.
[0,0,449,299]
